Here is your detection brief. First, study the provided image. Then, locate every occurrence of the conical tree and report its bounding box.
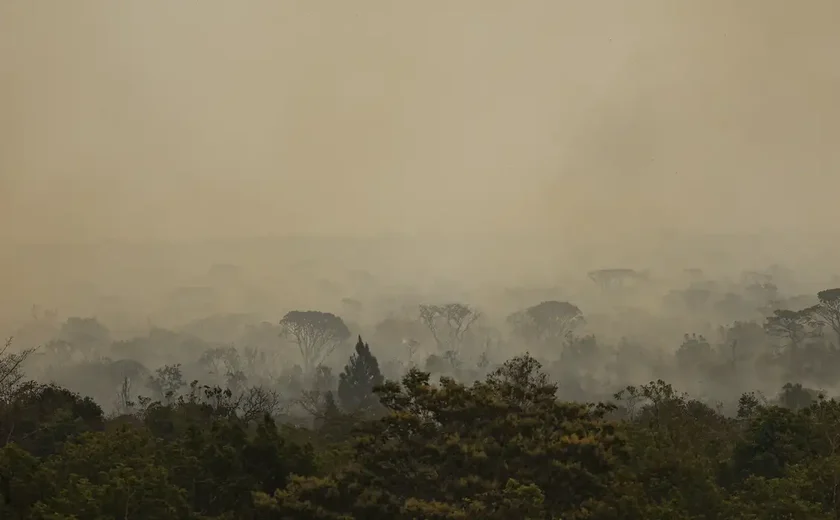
[337,336,384,413]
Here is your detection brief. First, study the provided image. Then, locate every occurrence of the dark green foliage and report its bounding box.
[10,340,840,517]
[337,336,384,413]
[0,382,317,519]
[0,384,104,457]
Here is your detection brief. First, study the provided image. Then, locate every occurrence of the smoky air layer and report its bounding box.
[2,1,838,242]
[3,2,840,425]
[0,1,839,321]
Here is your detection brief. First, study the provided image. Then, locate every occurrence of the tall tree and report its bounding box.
[280,311,350,375]
[337,336,384,413]
[808,288,840,347]
[418,303,480,353]
[764,309,811,352]
[764,309,812,376]
[507,300,585,347]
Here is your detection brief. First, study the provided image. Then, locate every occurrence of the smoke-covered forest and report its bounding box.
[4,1,840,518]
[4,251,840,518]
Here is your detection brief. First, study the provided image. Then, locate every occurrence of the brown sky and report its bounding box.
[1,1,838,244]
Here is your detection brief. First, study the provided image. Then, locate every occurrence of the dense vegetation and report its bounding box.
[4,269,840,518]
[3,343,840,519]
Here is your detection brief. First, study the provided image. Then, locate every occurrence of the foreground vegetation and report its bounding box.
[3,333,840,519]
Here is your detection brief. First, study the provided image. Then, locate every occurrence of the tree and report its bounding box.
[675,333,714,372]
[198,345,245,388]
[507,300,584,347]
[107,359,151,393]
[57,317,110,358]
[418,303,480,353]
[337,336,384,413]
[0,383,104,455]
[720,321,767,367]
[147,364,186,403]
[0,338,35,404]
[777,383,821,411]
[280,311,350,375]
[764,309,811,353]
[263,354,632,519]
[296,366,338,419]
[612,379,735,518]
[402,337,420,365]
[808,288,840,347]
[484,353,557,407]
[26,428,190,519]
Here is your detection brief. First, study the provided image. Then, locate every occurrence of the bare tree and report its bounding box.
[280,311,351,375]
[418,303,480,353]
[113,376,135,416]
[238,386,285,422]
[296,388,328,418]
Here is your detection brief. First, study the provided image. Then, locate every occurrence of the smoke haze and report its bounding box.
[4,2,840,418]
[2,1,838,244]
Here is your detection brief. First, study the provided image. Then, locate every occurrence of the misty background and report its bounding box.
[1,1,839,386]
[4,6,840,516]
[3,1,839,239]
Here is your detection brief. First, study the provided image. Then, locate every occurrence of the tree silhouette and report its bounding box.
[418,303,480,353]
[808,288,840,347]
[280,310,350,375]
[337,336,384,413]
[507,300,585,347]
[764,309,811,352]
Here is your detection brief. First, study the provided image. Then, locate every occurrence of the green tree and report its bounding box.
[614,380,734,518]
[337,336,384,414]
[0,384,104,456]
[262,354,633,519]
[0,443,43,519]
[29,427,189,520]
[0,338,35,404]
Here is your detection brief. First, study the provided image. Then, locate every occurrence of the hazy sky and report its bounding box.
[2,1,838,243]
